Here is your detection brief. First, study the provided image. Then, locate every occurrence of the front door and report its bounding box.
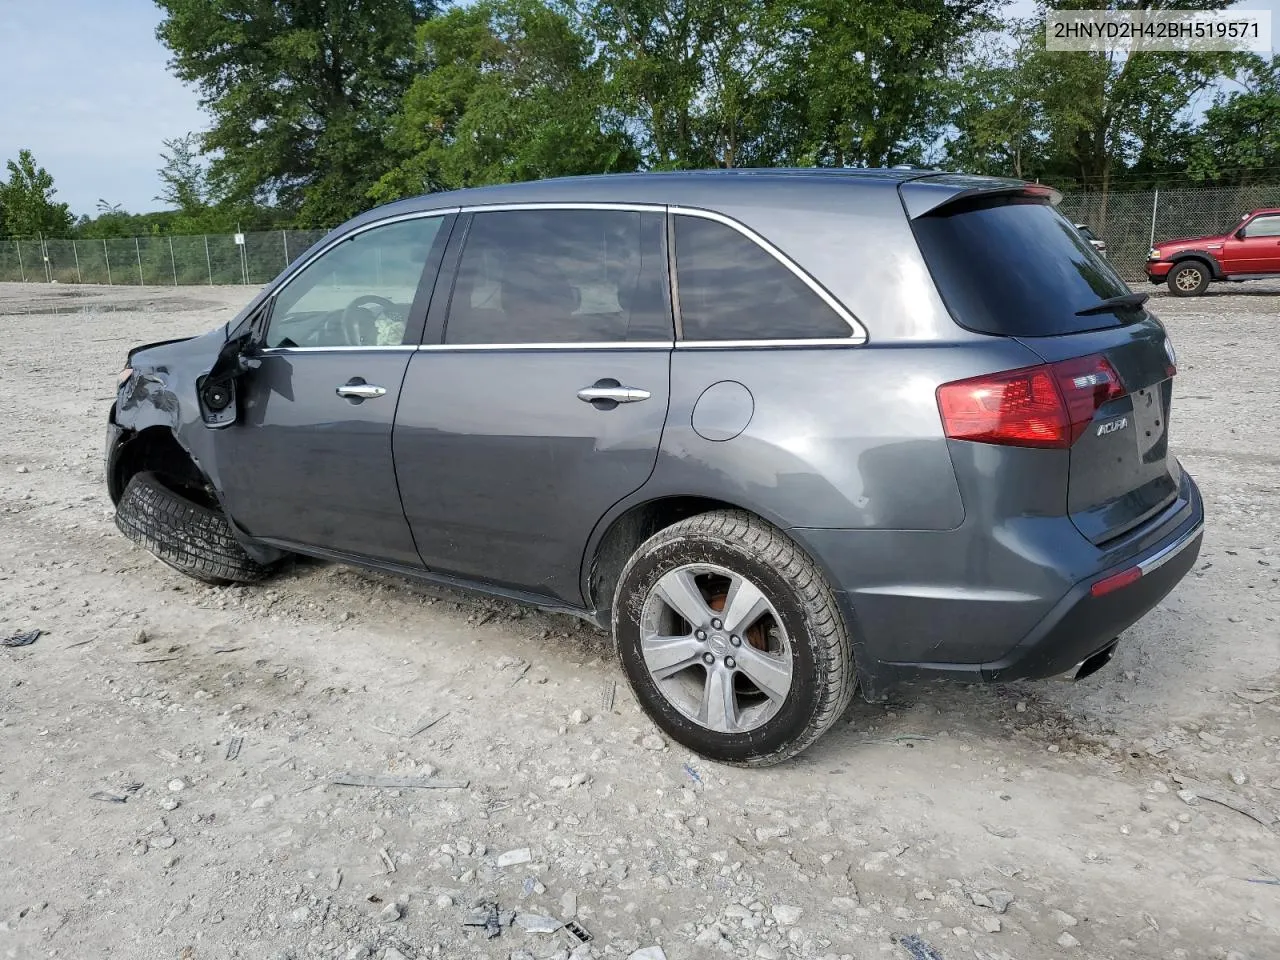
[214,213,451,564]
[394,207,674,604]
[1219,213,1280,274]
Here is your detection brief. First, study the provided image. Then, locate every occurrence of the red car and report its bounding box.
[1146,208,1280,296]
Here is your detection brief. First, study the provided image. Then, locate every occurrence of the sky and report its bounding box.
[0,0,1276,219]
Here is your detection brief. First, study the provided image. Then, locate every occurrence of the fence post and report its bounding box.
[135,237,144,285]
[15,240,25,283]
[104,239,112,285]
[1149,188,1159,249]
[204,235,213,285]
[169,237,178,286]
[72,240,82,284]
[40,235,51,283]
[282,229,289,270]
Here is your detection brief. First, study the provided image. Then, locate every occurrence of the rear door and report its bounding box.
[393,206,674,604]
[910,195,1180,544]
[213,213,452,564]
[1219,213,1280,274]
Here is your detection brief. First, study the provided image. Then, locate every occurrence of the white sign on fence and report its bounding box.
[234,233,246,246]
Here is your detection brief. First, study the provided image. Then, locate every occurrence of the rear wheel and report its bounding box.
[613,510,855,766]
[115,471,275,585]
[1168,261,1210,296]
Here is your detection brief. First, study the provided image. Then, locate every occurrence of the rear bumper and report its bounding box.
[979,491,1203,681]
[793,471,1204,698]
[1145,261,1172,281]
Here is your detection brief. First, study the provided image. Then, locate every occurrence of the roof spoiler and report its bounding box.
[899,175,1063,219]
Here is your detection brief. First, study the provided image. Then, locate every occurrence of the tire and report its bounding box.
[612,510,855,766]
[115,471,273,585]
[1167,261,1210,296]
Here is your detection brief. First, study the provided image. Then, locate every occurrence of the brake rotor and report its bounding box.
[707,592,769,651]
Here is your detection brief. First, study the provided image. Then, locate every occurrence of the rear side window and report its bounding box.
[445,209,671,345]
[1243,215,1280,238]
[673,215,851,341]
[912,199,1134,337]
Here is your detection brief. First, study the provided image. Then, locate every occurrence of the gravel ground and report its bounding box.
[1,279,1278,960]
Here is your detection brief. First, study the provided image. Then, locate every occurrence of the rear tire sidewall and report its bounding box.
[1167,262,1209,296]
[614,532,827,764]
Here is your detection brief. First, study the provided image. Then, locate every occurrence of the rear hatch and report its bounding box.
[907,186,1180,545]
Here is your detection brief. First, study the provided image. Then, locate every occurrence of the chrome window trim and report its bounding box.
[676,338,862,350]
[417,341,673,352]
[669,204,868,344]
[272,207,461,301]
[457,201,667,215]
[258,345,420,355]
[263,208,460,351]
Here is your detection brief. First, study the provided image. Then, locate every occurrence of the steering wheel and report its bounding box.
[340,295,396,346]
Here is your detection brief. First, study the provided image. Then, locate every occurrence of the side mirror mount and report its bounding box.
[199,332,257,428]
[1235,227,1248,240]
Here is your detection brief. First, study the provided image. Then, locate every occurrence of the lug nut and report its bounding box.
[725,656,736,669]
[729,635,741,647]
[702,652,715,665]
[711,618,723,630]
[695,629,707,641]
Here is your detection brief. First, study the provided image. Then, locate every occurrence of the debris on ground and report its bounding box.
[328,774,468,790]
[406,711,449,737]
[893,933,945,960]
[562,919,592,943]
[496,847,532,867]
[1,629,42,647]
[462,901,505,939]
[225,736,243,761]
[89,791,128,803]
[625,948,667,960]
[1172,773,1279,828]
[513,912,562,933]
[683,762,702,785]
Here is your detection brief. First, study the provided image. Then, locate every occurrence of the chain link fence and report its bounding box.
[1,185,1278,287]
[1058,184,1280,280]
[0,229,328,287]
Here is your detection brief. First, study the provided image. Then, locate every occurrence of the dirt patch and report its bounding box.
[1,280,1278,960]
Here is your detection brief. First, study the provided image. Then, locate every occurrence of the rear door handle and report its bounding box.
[336,379,387,400]
[577,383,651,404]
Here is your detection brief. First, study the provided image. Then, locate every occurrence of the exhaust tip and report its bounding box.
[1074,640,1119,681]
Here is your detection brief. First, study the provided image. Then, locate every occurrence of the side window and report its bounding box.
[1243,215,1280,238]
[445,209,671,345]
[265,216,443,348]
[673,215,852,341]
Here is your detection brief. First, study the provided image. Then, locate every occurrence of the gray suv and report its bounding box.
[107,169,1205,765]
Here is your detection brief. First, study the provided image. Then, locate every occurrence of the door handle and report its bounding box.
[577,384,651,404]
[336,380,387,400]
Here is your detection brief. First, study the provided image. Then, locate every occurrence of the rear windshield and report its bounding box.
[912,198,1135,337]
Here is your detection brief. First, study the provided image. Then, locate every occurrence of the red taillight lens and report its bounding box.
[937,354,1126,450]
[1051,355,1127,444]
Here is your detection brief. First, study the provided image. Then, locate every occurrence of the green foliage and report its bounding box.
[155,0,437,226]
[1187,56,1280,185]
[373,0,637,201]
[946,1,1246,191]
[0,149,74,238]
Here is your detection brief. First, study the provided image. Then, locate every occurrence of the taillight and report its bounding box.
[937,354,1126,449]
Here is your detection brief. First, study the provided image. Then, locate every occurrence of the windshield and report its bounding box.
[911,198,1138,337]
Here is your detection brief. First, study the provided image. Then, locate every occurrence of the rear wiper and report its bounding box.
[1075,292,1150,316]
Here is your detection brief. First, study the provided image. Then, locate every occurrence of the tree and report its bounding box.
[0,150,73,238]
[156,133,210,213]
[777,0,999,168]
[1187,56,1280,185]
[372,0,637,200]
[155,0,437,227]
[946,0,1243,197]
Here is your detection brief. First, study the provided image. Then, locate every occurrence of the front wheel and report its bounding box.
[1167,261,1210,296]
[613,510,855,766]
